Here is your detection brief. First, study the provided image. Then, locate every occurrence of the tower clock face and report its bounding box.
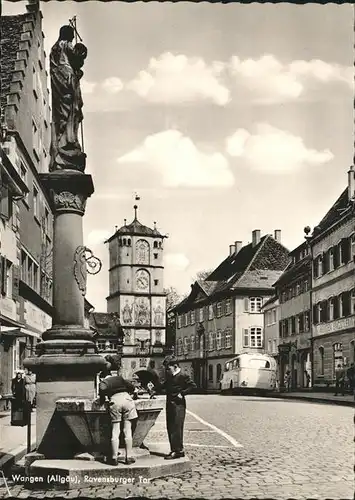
[136,271,149,290]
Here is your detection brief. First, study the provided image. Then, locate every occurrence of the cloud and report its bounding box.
[128,52,229,105]
[229,55,353,103]
[102,77,124,94]
[86,229,112,246]
[164,252,190,272]
[117,129,234,188]
[81,79,97,94]
[226,123,333,173]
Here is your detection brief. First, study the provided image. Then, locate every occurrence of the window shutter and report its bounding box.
[313,259,318,278]
[312,304,318,324]
[291,316,296,334]
[323,300,328,322]
[0,256,6,295]
[0,256,3,294]
[322,252,328,274]
[243,328,249,346]
[341,238,350,263]
[244,298,249,312]
[12,265,20,301]
[0,185,9,220]
[333,246,339,268]
[343,291,351,316]
[333,296,340,319]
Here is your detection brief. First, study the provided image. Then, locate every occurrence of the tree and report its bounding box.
[164,286,184,312]
[191,269,214,282]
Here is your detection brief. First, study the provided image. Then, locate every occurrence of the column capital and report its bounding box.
[39,170,94,216]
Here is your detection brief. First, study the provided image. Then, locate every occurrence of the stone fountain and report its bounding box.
[19,22,191,490]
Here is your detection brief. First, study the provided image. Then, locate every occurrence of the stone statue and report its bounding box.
[49,25,87,172]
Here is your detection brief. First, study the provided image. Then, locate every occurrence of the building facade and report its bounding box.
[310,167,355,386]
[262,296,280,382]
[0,2,53,397]
[104,206,167,382]
[274,242,312,389]
[174,230,290,391]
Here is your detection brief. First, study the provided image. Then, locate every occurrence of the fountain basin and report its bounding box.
[37,397,164,459]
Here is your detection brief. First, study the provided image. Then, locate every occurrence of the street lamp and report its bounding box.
[304,225,314,388]
[196,322,207,392]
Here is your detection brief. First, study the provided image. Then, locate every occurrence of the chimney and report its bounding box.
[235,241,243,254]
[229,244,235,256]
[348,165,355,201]
[274,230,281,243]
[252,229,261,247]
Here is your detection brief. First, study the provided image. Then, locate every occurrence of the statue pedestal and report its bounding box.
[24,170,105,447]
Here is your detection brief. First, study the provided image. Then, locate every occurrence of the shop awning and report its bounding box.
[0,326,41,339]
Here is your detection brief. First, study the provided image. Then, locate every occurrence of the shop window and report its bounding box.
[319,346,324,376]
[208,364,213,382]
[333,343,343,376]
[216,363,222,382]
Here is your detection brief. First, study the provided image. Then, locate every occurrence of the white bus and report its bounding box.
[220,352,277,395]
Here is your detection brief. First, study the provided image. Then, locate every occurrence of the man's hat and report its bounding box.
[163,355,178,367]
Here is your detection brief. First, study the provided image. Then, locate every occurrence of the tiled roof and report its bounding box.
[207,236,267,282]
[207,235,289,290]
[262,295,278,309]
[173,234,290,311]
[89,312,123,338]
[1,14,30,118]
[313,188,349,235]
[273,255,311,287]
[196,279,218,296]
[233,270,286,290]
[106,217,164,242]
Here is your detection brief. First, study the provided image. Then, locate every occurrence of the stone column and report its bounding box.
[24,170,105,450]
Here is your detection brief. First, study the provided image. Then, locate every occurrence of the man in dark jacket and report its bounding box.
[160,358,196,460]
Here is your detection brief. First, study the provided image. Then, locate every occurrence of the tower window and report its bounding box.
[159,242,162,248]
[123,238,127,246]
[153,241,158,248]
[154,279,159,286]
[154,253,158,259]
[127,239,131,246]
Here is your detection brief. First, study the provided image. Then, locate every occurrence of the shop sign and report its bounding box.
[314,316,355,337]
[0,297,17,320]
[278,344,290,354]
[24,300,52,332]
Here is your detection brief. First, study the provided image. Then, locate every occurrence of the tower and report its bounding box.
[105,205,167,381]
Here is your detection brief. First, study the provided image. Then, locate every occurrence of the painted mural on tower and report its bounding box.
[121,297,134,325]
[136,239,150,265]
[152,297,166,327]
[134,297,151,326]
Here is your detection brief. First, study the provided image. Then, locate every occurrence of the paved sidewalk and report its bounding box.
[0,410,36,474]
[268,391,355,407]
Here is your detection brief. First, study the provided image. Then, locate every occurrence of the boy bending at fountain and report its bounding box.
[99,358,138,466]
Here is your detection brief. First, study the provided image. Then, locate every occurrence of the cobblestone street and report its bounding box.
[1,395,353,499]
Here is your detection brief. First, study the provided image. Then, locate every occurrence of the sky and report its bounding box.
[3,1,354,311]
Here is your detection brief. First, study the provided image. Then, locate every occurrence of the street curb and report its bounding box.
[264,393,355,408]
[0,441,36,477]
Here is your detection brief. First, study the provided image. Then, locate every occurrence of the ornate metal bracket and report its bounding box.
[73,246,102,296]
